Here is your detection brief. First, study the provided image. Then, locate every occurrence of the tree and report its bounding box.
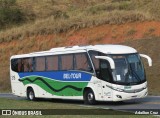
[0,0,24,29]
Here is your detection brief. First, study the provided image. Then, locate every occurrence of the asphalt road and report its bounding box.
[94,96,160,109]
[0,93,160,113]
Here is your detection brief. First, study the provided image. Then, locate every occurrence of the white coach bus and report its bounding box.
[10,45,152,105]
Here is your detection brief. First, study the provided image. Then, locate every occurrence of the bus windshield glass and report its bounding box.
[110,54,145,85]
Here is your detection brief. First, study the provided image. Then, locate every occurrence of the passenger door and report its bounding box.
[98,60,113,101]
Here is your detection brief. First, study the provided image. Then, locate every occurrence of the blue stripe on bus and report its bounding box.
[18,71,92,81]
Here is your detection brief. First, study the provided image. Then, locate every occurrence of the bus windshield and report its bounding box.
[110,54,146,85]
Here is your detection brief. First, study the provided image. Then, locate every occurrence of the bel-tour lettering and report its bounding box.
[63,73,81,79]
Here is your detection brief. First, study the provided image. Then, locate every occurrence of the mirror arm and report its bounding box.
[95,56,115,69]
[140,54,152,67]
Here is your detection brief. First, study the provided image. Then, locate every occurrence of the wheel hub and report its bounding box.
[29,91,34,100]
[88,93,93,101]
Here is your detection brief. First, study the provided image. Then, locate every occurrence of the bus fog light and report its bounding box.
[116,95,122,99]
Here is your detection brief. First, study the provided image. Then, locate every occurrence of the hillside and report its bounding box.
[0,0,160,95]
[1,0,160,42]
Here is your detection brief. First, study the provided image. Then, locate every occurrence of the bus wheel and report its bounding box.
[27,88,36,101]
[84,89,96,105]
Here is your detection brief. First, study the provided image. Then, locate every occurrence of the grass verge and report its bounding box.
[0,98,156,118]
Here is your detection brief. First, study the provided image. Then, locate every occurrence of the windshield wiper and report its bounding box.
[128,63,141,82]
[126,82,139,85]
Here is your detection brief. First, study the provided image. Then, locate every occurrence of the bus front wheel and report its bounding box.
[84,89,96,105]
[27,88,36,101]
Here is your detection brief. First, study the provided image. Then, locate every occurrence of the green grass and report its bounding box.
[0,98,81,109]
[0,98,156,118]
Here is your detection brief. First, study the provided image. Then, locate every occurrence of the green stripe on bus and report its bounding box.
[21,76,88,96]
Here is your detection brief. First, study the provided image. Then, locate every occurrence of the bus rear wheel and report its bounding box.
[27,88,36,101]
[84,89,96,105]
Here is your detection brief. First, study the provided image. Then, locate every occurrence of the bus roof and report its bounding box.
[89,45,137,54]
[11,44,137,59]
[50,44,137,53]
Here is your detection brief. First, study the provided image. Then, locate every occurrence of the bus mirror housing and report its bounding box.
[140,54,152,67]
[95,56,115,69]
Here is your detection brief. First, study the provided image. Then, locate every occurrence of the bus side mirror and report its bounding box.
[95,56,115,69]
[140,54,152,67]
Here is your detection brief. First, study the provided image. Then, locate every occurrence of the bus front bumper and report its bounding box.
[112,88,148,101]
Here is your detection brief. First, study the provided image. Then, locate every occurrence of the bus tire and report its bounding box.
[84,89,96,105]
[27,88,36,101]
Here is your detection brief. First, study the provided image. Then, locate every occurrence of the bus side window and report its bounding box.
[11,59,18,72]
[46,56,58,71]
[88,51,100,75]
[35,57,45,71]
[23,58,33,72]
[11,58,28,72]
[18,59,23,72]
[74,53,92,72]
[89,50,112,82]
[61,54,73,70]
[99,60,111,82]
[28,58,33,72]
